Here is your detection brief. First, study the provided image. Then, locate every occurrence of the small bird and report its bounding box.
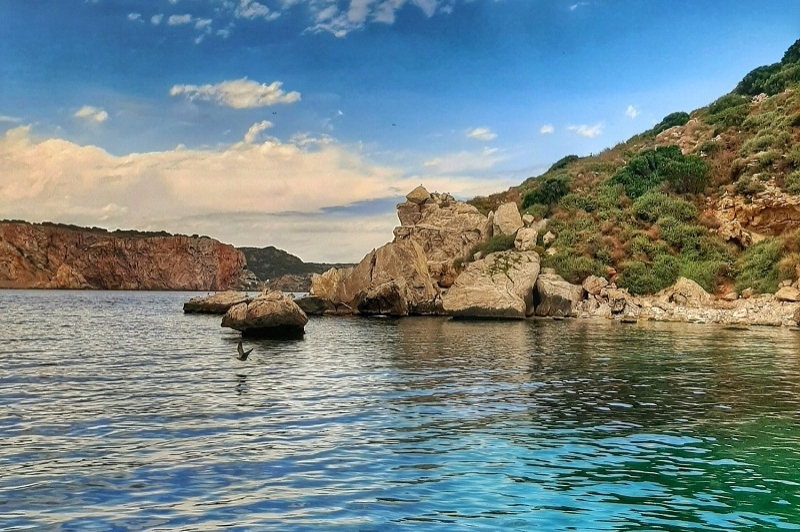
[237,341,253,361]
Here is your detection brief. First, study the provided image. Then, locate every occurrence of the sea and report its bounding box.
[1,290,800,531]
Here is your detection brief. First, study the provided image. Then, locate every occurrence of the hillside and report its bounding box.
[238,246,352,281]
[469,38,800,296]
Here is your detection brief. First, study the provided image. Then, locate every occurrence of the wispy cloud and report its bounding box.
[567,123,603,138]
[127,13,142,22]
[465,127,497,141]
[170,78,301,108]
[0,115,21,123]
[625,105,639,119]
[168,14,193,25]
[243,120,274,143]
[151,14,163,25]
[569,2,589,11]
[539,124,554,134]
[236,0,280,21]
[73,105,109,123]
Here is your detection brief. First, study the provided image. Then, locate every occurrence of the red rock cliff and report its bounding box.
[0,222,253,290]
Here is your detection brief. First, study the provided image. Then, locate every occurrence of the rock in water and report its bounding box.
[221,291,308,338]
[184,291,252,314]
[294,295,336,315]
[534,273,583,317]
[442,250,540,319]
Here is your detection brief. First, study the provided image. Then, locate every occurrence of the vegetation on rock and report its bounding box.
[470,38,800,296]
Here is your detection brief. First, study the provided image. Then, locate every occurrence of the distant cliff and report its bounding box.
[239,246,352,280]
[0,221,258,290]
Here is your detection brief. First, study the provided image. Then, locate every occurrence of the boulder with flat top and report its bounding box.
[221,290,308,338]
[184,291,252,314]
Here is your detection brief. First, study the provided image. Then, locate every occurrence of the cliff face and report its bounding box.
[0,222,255,290]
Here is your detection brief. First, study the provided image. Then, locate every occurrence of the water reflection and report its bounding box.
[0,291,799,530]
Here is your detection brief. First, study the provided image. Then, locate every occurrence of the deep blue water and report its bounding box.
[1,290,800,531]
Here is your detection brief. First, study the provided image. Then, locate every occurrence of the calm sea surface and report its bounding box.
[1,290,800,531]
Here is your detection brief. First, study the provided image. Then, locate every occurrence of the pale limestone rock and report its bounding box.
[775,286,800,302]
[184,291,252,314]
[534,273,583,317]
[659,277,711,307]
[442,251,540,319]
[543,231,556,245]
[221,290,308,338]
[601,286,630,314]
[492,202,523,237]
[522,214,534,227]
[721,291,738,301]
[514,227,538,251]
[406,185,432,205]
[582,275,608,296]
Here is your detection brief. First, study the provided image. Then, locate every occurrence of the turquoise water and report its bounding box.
[1,290,800,530]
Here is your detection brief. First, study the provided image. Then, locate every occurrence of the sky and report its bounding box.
[0,1,798,262]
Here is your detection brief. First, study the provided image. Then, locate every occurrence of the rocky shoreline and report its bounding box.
[185,185,800,330]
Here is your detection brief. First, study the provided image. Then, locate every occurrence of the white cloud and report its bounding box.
[0,115,20,123]
[236,0,280,20]
[170,78,301,108]
[168,14,193,25]
[0,126,508,262]
[73,106,109,123]
[419,147,505,174]
[127,13,142,21]
[195,18,212,30]
[567,123,603,138]
[465,127,497,141]
[243,120,273,143]
[169,0,179,4]
[539,124,554,135]
[569,2,588,11]
[625,105,639,119]
[151,14,164,25]
[307,0,440,36]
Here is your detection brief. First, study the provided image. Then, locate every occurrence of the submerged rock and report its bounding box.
[184,291,252,314]
[221,290,308,338]
[442,250,540,319]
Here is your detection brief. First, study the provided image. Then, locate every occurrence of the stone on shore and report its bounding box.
[221,290,308,338]
[514,227,538,251]
[582,275,608,296]
[534,273,583,317]
[658,277,711,307]
[184,291,252,314]
[294,295,336,315]
[775,286,800,302]
[442,251,540,319]
[492,202,523,237]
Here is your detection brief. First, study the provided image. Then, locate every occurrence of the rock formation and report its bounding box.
[492,202,523,237]
[442,250,541,319]
[184,291,253,314]
[0,221,258,290]
[534,272,584,317]
[221,290,308,338]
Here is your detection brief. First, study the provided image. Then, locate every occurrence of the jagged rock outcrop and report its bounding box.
[310,239,438,316]
[514,227,538,251]
[712,184,800,238]
[775,286,800,302]
[392,186,492,287]
[264,274,310,293]
[442,251,540,319]
[184,291,253,314]
[534,272,584,317]
[0,221,256,290]
[294,295,336,315]
[221,290,308,338]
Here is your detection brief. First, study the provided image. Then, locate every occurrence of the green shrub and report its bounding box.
[652,112,690,136]
[521,174,571,210]
[734,238,783,293]
[547,155,579,173]
[735,63,782,96]
[545,253,605,284]
[741,133,777,155]
[610,146,708,199]
[632,191,698,223]
[618,260,675,295]
[465,234,516,262]
[559,193,597,212]
[523,203,548,220]
[734,175,765,197]
[785,170,800,194]
[678,259,726,293]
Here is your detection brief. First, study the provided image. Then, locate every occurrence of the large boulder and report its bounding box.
[659,277,711,307]
[492,202,523,237]
[442,251,541,319]
[775,286,800,302]
[184,291,252,314]
[309,240,438,316]
[534,273,584,317]
[514,227,538,251]
[582,275,608,296]
[221,290,308,338]
[294,295,336,315]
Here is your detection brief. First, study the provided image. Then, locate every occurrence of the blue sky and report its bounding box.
[0,1,798,261]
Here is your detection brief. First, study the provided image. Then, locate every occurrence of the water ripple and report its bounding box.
[1,291,800,530]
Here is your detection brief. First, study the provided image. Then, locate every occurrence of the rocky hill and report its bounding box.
[0,221,259,290]
[469,38,800,297]
[238,246,351,280]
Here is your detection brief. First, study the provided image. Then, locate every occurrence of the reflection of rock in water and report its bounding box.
[235,373,248,395]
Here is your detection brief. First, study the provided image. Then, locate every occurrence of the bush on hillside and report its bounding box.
[610,146,709,199]
[544,253,605,285]
[652,112,690,136]
[632,191,698,223]
[521,174,571,211]
[547,155,579,173]
[734,238,783,293]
